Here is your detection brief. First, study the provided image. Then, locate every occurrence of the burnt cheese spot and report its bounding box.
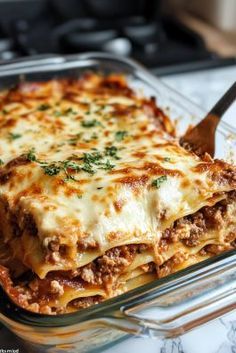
[0,118,17,130]
[113,199,125,213]
[181,179,191,188]
[0,170,14,184]
[6,155,30,168]
[115,175,149,190]
[132,152,146,159]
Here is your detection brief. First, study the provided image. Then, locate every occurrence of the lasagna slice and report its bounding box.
[0,73,235,314]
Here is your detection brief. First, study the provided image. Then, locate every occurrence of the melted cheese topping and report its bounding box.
[0,73,235,283]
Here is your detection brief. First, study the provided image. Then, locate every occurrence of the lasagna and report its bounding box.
[0,73,235,314]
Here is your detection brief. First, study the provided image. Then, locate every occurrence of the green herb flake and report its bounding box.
[115,131,128,142]
[24,143,118,179]
[81,164,96,175]
[63,160,81,172]
[77,194,83,199]
[64,175,76,182]
[99,160,115,171]
[0,159,4,166]
[164,157,171,162]
[82,152,103,165]
[42,164,61,176]
[2,109,8,115]
[65,108,77,115]
[37,104,50,111]
[26,148,37,162]
[81,119,102,128]
[105,146,120,160]
[9,132,22,140]
[151,176,167,189]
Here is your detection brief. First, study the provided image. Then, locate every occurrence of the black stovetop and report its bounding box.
[0,0,235,75]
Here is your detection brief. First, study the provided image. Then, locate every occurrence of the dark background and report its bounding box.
[0,0,235,75]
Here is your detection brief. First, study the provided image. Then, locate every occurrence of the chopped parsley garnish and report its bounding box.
[64,175,76,182]
[42,164,61,176]
[164,157,171,162]
[105,146,120,160]
[65,108,77,115]
[2,109,7,115]
[25,145,117,180]
[81,150,116,174]
[0,159,4,166]
[62,160,81,172]
[37,104,50,111]
[62,161,80,181]
[41,160,81,178]
[82,152,103,165]
[26,148,37,162]
[99,160,115,170]
[8,132,22,140]
[151,176,167,189]
[81,163,95,175]
[81,119,102,128]
[115,130,128,142]
[77,194,82,199]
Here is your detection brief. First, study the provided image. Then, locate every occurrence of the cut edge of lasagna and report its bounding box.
[0,72,235,314]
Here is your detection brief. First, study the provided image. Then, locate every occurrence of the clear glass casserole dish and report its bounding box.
[0,52,236,353]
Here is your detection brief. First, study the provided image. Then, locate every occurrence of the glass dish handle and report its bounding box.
[106,254,236,338]
[0,54,70,75]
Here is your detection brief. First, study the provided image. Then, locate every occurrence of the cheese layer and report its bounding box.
[0,73,236,314]
[0,73,235,284]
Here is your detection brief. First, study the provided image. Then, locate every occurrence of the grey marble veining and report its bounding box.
[102,310,236,353]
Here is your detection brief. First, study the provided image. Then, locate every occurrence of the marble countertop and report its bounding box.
[0,64,236,353]
[162,65,236,129]
[106,310,236,353]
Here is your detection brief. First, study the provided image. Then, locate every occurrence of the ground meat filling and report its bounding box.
[42,243,150,290]
[157,252,189,278]
[1,192,236,314]
[0,243,152,314]
[162,191,236,248]
[80,244,144,287]
[42,243,150,295]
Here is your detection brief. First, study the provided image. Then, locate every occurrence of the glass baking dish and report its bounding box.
[0,52,236,353]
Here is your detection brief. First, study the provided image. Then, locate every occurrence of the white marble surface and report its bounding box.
[0,64,236,353]
[105,310,236,353]
[162,65,236,129]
